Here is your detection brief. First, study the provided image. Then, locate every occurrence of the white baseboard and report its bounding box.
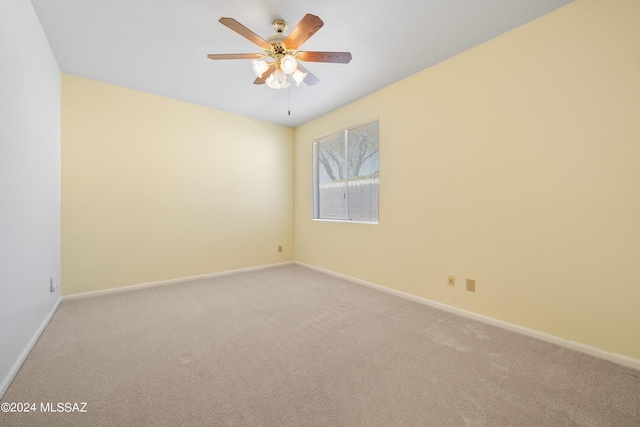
[63,261,296,301]
[295,261,640,372]
[0,296,62,400]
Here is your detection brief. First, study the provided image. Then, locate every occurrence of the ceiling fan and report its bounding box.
[207,14,352,89]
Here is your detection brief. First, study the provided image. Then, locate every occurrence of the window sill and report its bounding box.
[313,218,378,225]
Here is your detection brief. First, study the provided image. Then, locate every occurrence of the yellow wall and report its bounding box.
[62,74,294,295]
[294,0,640,359]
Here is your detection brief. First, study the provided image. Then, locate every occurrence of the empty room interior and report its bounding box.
[2,0,640,425]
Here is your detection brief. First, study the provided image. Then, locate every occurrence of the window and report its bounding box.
[313,119,379,223]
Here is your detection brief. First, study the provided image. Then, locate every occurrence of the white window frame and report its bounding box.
[312,118,379,224]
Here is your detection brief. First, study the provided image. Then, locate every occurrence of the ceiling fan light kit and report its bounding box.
[208,14,352,89]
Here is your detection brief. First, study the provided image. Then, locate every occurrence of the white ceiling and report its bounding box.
[31,0,572,127]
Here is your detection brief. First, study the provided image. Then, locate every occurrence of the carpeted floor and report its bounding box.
[1,264,639,426]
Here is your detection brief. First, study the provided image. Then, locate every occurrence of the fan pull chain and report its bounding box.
[288,86,291,116]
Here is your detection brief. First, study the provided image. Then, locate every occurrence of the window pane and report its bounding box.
[316,133,346,220]
[347,121,379,221]
[313,119,378,223]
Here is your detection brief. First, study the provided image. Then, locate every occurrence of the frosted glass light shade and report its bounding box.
[251,59,269,78]
[291,69,307,86]
[266,69,290,89]
[280,55,298,75]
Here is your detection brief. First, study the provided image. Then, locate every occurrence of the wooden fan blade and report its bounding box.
[296,64,319,86]
[219,17,272,51]
[297,51,352,64]
[207,53,264,60]
[253,63,277,85]
[283,14,324,50]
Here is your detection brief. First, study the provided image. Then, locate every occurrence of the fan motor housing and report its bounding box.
[266,35,289,59]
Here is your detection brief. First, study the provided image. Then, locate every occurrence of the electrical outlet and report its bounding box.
[466,279,475,292]
[278,245,282,253]
[50,277,58,293]
[447,275,455,287]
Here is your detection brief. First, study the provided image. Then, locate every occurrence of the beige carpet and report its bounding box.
[1,264,639,426]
